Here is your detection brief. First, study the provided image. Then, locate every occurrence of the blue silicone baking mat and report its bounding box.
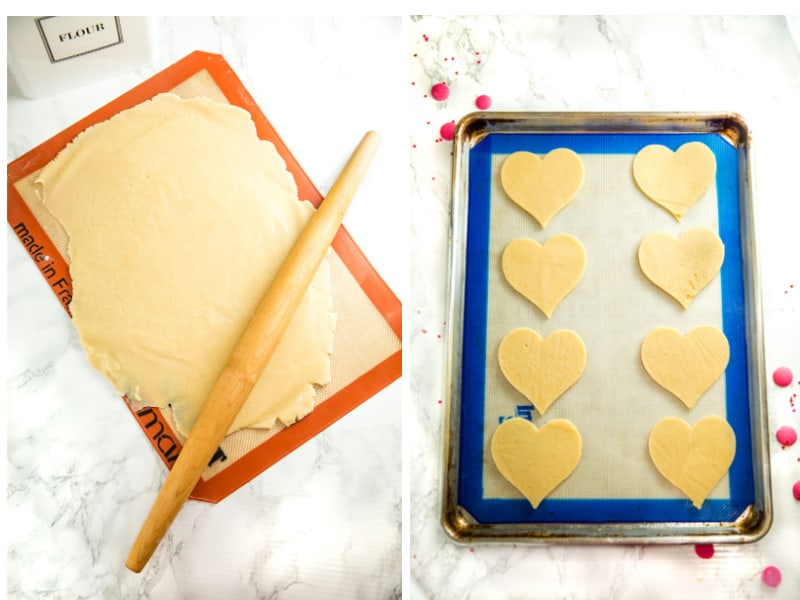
[445,115,770,541]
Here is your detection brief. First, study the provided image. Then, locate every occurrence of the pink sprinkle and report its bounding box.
[776,425,797,447]
[475,94,492,110]
[793,480,800,500]
[773,366,793,387]
[431,82,450,101]
[440,121,456,141]
[694,544,714,559]
[762,566,781,587]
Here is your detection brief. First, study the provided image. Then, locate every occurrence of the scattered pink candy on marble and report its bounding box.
[776,425,797,447]
[475,94,492,109]
[762,566,781,587]
[431,82,450,101]
[440,121,455,141]
[773,366,793,387]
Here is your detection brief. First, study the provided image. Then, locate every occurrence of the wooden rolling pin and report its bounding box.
[126,130,381,573]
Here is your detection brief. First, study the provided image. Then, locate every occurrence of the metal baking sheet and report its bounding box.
[441,112,771,543]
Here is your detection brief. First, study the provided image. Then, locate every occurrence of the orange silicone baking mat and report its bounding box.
[7,50,402,503]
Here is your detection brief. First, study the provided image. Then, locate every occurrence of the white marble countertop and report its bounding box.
[7,17,404,599]
[410,15,800,600]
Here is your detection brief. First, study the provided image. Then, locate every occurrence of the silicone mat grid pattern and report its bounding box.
[457,132,754,524]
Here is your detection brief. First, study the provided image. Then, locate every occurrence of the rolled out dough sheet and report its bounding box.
[36,93,336,436]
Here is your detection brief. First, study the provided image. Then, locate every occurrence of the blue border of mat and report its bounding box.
[458,132,753,524]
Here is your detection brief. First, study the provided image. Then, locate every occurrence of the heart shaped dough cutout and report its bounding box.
[491,417,582,509]
[502,235,586,318]
[633,142,716,220]
[498,328,586,414]
[648,416,736,508]
[500,149,584,228]
[638,227,724,309]
[641,326,730,409]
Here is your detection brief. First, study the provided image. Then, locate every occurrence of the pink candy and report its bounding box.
[793,480,800,501]
[694,544,714,559]
[762,565,781,587]
[431,82,450,101]
[427,79,494,146]
[776,425,797,447]
[772,366,793,387]
[475,94,492,110]
[440,122,455,141]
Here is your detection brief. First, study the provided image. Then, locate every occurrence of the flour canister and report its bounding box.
[7,16,157,99]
